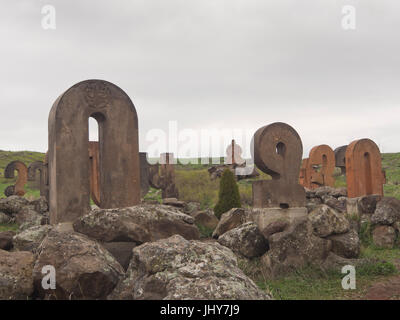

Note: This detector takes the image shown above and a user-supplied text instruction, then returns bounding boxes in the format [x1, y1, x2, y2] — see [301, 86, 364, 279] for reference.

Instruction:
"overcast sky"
[1, 0, 399, 159]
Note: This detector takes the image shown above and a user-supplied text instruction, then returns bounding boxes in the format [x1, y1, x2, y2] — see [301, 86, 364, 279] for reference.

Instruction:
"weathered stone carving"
[334, 145, 347, 175]
[139, 152, 160, 197]
[252, 122, 306, 208]
[307, 144, 335, 189]
[48, 80, 140, 224]
[4, 161, 28, 196]
[345, 139, 385, 198]
[28, 161, 48, 198]
[299, 158, 309, 187]
[159, 153, 179, 199]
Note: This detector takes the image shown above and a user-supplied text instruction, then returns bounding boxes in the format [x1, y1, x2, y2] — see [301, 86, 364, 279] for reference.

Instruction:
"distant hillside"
[0, 150, 45, 176]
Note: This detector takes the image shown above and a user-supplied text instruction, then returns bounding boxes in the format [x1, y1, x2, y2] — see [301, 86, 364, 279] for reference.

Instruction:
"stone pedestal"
[249, 207, 307, 239]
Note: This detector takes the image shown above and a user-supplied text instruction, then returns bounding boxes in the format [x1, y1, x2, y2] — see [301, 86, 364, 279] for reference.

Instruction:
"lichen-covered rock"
[217, 222, 268, 258]
[33, 229, 124, 299]
[371, 197, 400, 225]
[102, 242, 137, 271]
[0, 231, 15, 251]
[327, 229, 360, 258]
[306, 197, 323, 213]
[308, 205, 350, 237]
[16, 207, 43, 231]
[261, 217, 331, 277]
[0, 249, 34, 299]
[13, 225, 53, 253]
[212, 208, 248, 239]
[162, 198, 185, 208]
[73, 204, 200, 243]
[108, 235, 271, 300]
[261, 220, 289, 240]
[358, 195, 382, 214]
[372, 225, 396, 249]
[193, 209, 219, 230]
[322, 195, 346, 213]
[183, 202, 201, 215]
[29, 197, 48, 214]
[0, 196, 29, 215]
[0, 212, 12, 224]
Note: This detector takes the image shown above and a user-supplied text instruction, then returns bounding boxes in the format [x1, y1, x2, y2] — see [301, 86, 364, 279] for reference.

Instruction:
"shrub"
[214, 169, 241, 219]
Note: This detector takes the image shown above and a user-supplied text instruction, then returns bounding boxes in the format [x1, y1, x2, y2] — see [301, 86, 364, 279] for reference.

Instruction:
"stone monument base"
[249, 207, 307, 239]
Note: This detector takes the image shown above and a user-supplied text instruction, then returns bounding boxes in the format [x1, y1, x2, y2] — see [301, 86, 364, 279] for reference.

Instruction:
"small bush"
[214, 169, 241, 219]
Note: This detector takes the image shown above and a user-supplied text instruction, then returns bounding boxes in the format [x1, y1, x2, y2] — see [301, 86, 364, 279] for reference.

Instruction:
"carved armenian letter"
[334, 145, 347, 176]
[299, 158, 309, 187]
[159, 152, 179, 199]
[4, 161, 28, 196]
[252, 122, 306, 208]
[345, 139, 385, 198]
[48, 80, 140, 224]
[307, 144, 335, 189]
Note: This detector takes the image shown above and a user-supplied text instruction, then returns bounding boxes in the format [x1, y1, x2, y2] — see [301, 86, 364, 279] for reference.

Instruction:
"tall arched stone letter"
[345, 139, 384, 198]
[252, 122, 306, 208]
[48, 80, 140, 224]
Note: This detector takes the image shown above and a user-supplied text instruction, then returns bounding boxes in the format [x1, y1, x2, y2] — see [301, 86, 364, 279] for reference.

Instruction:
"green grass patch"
[0, 223, 18, 232]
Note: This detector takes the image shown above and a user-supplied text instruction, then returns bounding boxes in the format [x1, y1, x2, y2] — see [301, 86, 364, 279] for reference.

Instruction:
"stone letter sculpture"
[299, 158, 309, 188]
[159, 153, 179, 199]
[4, 161, 28, 197]
[139, 152, 160, 197]
[345, 139, 385, 198]
[48, 80, 140, 223]
[252, 122, 306, 208]
[307, 144, 335, 189]
[334, 145, 347, 176]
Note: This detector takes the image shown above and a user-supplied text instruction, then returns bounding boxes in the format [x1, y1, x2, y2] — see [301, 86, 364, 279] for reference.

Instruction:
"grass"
[0, 223, 18, 232]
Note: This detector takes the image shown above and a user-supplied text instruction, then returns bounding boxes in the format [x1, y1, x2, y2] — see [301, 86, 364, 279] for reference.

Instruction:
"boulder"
[261, 217, 331, 278]
[217, 222, 269, 258]
[358, 195, 382, 214]
[371, 197, 400, 225]
[102, 242, 137, 271]
[183, 202, 201, 215]
[306, 197, 322, 213]
[322, 195, 346, 213]
[29, 197, 48, 214]
[0, 231, 15, 250]
[212, 208, 248, 239]
[108, 235, 271, 300]
[192, 209, 219, 230]
[33, 229, 124, 299]
[329, 187, 347, 198]
[15, 207, 42, 231]
[372, 225, 396, 249]
[0, 196, 29, 215]
[73, 204, 200, 244]
[0, 212, 12, 224]
[261, 220, 289, 240]
[0, 249, 34, 299]
[314, 186, 336, 198]
[308, 205, 350, 237]
[13, 225, 52, 253]
[327, 230, 360, 259]
[162, 198, 185, 208]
